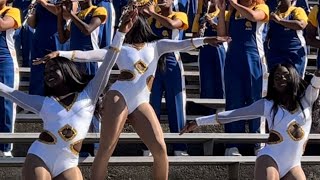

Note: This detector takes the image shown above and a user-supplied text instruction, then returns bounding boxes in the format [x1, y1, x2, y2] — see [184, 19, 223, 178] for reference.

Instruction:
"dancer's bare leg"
[255, 155, 280, 180]
[91, 90, 129, 180]
[282, 166, 306, 180]
[53, 167, 83, 180]
[22, 154, 51, 180]
[129, 102, 168, 180]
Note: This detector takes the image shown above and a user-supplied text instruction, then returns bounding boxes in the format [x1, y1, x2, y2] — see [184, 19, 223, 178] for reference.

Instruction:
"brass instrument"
[199, 1, 211, 37]
[22, 0, 37, 27]
[22, 0, 85, 26]
[272, 0, 282, 14]
[118, 0, 138, 27]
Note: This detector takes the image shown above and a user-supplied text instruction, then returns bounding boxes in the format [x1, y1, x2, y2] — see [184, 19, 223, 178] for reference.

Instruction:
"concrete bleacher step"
[2, 156, 320, 167]
[3, 132, 320, 144]
[1, 156, 320, 180]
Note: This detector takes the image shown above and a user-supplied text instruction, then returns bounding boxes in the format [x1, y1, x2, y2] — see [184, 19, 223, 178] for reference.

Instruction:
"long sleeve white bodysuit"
[0, 31, 125, 177]
[196, 76, 320, 178]
[60, 38, 206, 113]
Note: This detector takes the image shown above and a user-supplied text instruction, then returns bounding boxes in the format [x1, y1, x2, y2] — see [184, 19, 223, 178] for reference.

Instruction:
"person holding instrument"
[0, 0, 21, 158]
[57, 0, 107, 76]
[192, 0, 226, 116]
[27, 0, 76, 96]
[0, 9, 137, 180]
[266, 0, 308, 77]
[217, 0, 269, 156]
[37, 1, 230, 179]
[181, 63, 320, 179]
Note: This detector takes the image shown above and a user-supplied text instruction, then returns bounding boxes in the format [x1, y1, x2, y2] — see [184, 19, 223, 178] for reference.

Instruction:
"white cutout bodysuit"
[60, 38, 206, 113]
[0, 31, 125, 177]
[196, 76, 320, 178]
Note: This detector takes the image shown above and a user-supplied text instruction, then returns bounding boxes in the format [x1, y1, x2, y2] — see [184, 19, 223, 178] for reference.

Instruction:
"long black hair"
[44, 57, 91, 96]
[44, 57, 103, 117]
[265, 63, 307, 127]
[124, 14, 161, 44]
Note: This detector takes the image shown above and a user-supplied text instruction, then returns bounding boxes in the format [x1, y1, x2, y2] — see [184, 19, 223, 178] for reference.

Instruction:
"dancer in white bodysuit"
[181, 63, 320, 179]
[39, 2, 230, 179]
[0, 10, 137, 180]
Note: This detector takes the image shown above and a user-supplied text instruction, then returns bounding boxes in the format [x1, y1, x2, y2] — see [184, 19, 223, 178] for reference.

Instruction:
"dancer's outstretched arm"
[180, 99, 265, 134]
[0, 82, 44, 114]
[84, 31, 125, 102]
[59, 48, 108, 62]
[156, 36, 231, 57]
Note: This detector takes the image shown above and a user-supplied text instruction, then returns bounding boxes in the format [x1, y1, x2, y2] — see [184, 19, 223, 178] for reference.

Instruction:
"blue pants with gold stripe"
[150, 56, 187, 151]
[224, 49, 262, 150]
[199, 45, 225, 111]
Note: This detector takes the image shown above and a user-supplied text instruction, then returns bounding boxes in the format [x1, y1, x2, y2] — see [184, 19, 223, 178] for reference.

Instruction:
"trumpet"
[22, 0, 37, 27]
[199, 1, 211, 37]
[118, 0, 138, 27]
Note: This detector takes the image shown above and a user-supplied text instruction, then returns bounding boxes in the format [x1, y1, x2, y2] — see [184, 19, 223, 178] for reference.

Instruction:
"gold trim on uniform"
[267, 130, 283, 145]
[191, 38, 197, 48]
[146, 75, 155, 91]
[215, 114, 222, 125]
[134, 60, 148, 74]
[286, 121, 305, 141]
[53, 93, 78, 111]
[38, 130, 57, 145]
[70, 139, 83, 155]
[155, 21, 162, 28]
[118, 69, 136, 81]
[136, 0, 150, 6]
[109, 46, 121, 53]
[58, 124, 78, 142]
[71, 51, 76, 61]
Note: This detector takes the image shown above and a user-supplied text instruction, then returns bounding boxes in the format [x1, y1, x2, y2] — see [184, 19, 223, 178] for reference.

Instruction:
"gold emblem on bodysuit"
[134, 60, 148, 74]
[287, 121, 305, 141]
[58, 124, 77, 141]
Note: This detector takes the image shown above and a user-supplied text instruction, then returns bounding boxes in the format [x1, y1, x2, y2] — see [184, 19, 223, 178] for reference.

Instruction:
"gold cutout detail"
[130, 43, 145, 51]
[109, 46, 120, 53]
[38, 130, 57, 145]
[146, 75, 154, 91]
[70, 139, 83, 155]
[267, 130, 283, 145]
[286, 121, 305, 141]
[53, 93, 79, 111]
[58, 124, 78, 142]
[134, 60, 148, 74]
[118, 69, 136, 81]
